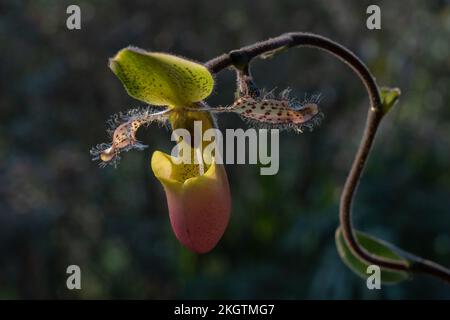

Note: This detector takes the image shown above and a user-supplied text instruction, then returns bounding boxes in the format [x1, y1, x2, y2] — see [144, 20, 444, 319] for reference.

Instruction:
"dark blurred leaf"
[335, 227, 410, 284]
[259, 45, 290, 59]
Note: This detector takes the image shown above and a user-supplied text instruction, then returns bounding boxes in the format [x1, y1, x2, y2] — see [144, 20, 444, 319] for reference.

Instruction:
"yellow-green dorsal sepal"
[109, 48, 214, 108]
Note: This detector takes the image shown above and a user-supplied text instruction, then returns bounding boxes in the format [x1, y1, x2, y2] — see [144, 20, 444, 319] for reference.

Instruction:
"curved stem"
[205, 32, 450, 283]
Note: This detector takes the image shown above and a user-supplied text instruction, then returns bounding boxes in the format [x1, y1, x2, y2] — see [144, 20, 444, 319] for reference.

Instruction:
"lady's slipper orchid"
[90, 46, 322, 253]
[90, 47, 231, 253]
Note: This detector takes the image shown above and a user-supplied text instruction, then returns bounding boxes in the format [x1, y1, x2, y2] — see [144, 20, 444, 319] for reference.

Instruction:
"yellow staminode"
[151, 150, 215, 188]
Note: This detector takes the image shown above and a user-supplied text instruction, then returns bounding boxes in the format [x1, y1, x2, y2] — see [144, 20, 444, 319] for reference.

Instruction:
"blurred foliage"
[335, 228, 409, 284]
[1, 0, 450, 299]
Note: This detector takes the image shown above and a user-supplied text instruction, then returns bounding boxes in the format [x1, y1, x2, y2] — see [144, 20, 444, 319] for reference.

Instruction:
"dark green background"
[1, 0, 450, 299]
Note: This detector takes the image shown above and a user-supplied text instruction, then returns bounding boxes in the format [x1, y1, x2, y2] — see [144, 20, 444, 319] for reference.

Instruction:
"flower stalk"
[204, 32, 450, 284]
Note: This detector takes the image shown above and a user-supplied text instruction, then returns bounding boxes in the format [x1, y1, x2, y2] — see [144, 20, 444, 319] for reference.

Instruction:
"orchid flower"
[91, 47, 322, 253]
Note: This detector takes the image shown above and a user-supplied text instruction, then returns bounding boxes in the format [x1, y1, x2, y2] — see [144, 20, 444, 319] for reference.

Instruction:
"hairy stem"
[205, 32, 450, 283]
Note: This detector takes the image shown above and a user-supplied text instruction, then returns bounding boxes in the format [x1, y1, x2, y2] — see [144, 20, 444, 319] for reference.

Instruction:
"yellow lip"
[151, 150, 231, 253]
